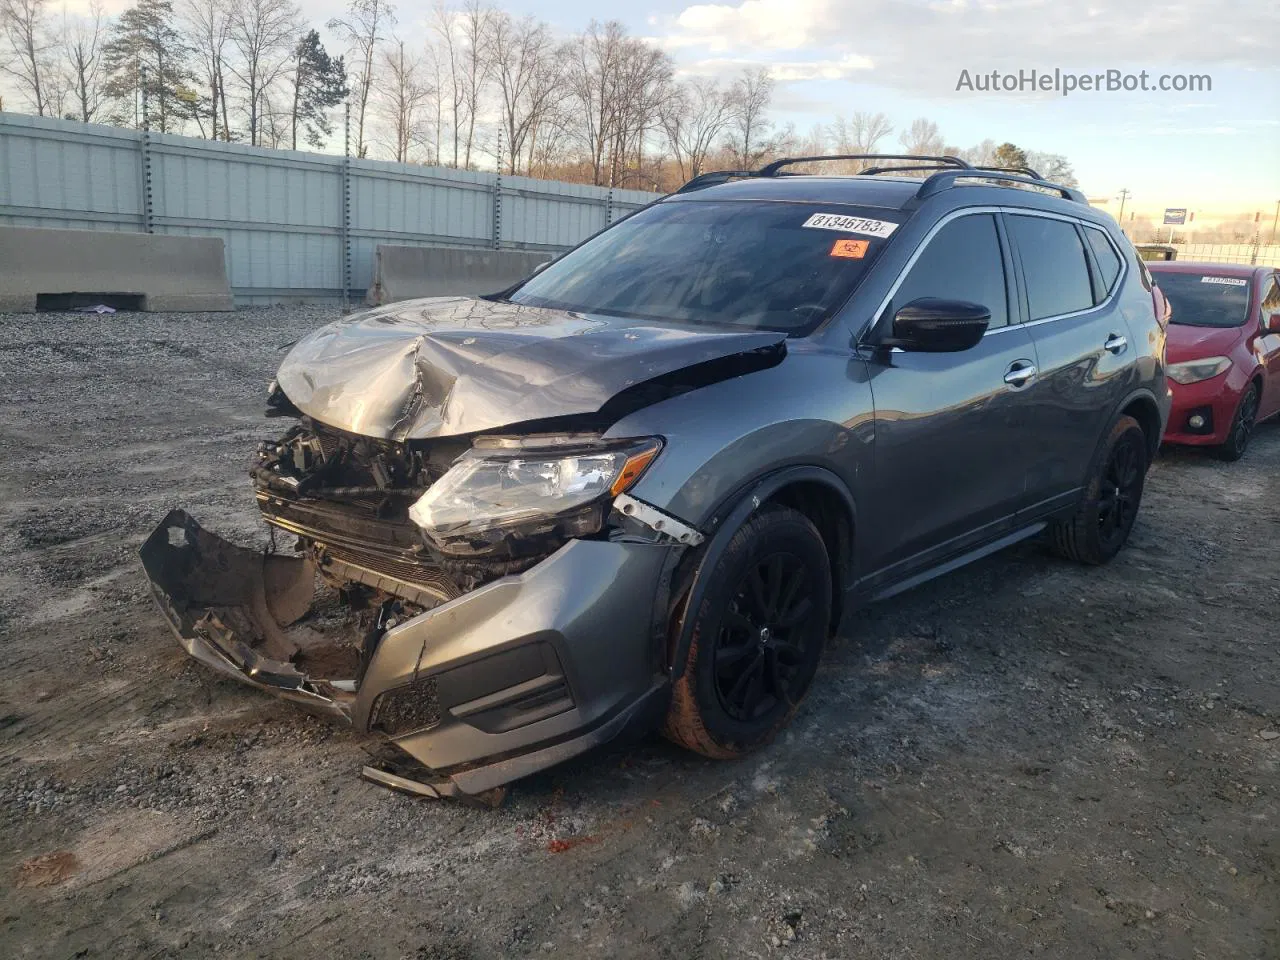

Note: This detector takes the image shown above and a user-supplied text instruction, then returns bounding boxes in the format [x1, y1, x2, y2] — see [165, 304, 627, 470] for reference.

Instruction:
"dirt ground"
[1, 306, 1277, 959]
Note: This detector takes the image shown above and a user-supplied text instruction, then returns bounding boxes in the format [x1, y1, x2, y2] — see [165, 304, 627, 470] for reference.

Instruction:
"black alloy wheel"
[714, 553, 818, 722]
[664, 505, 832, 759]
[1216, 385, 1259, 462]
[1096, 429, 1143, 552]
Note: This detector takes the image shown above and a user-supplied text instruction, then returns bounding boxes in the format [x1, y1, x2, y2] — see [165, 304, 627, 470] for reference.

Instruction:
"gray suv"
[141, 155, 1171, 801]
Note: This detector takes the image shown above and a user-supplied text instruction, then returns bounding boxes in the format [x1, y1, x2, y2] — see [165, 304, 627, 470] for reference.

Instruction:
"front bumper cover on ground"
[139, 510, 675, 799]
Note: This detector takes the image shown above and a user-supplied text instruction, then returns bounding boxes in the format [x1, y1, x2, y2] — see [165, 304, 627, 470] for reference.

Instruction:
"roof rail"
[672, 155, 1085, 205]
[674, 169, 759, 194]
[758, 154, 972, 177]
[916, 169, 1087, 203]
[972, 164, 1044, 179]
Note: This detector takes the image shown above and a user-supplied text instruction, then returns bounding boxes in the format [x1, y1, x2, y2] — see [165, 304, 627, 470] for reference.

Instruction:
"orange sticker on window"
[830, 239, 869, 259]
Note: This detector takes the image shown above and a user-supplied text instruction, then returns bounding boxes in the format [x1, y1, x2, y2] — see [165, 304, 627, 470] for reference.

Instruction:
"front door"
[861, 212, 1037, 587]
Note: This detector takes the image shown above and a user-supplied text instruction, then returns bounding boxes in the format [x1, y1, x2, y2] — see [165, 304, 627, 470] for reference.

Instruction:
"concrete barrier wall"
[0, 225, 234, 312]
[366, 245, 553, 306]
[0, 113, 658, 304]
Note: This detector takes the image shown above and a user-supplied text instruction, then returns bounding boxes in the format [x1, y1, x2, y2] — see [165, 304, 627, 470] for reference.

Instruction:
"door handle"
[1104, 333, 1128, 354]
[1004, 361, 1037, 388]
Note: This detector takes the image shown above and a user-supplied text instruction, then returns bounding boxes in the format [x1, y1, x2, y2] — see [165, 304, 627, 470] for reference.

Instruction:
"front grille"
[369, 677, 442, 736]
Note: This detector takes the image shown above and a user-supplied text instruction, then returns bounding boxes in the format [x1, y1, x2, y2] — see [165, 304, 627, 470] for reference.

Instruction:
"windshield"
[1155, 272, 1252, 328]
[507, 200, 902, 335]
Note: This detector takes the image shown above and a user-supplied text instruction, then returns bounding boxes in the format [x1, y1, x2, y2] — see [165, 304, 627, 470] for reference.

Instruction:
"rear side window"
[1008, 215, 1094, 320]
[891, 214, 1009, 329]
[1084, 226, 1123, 297]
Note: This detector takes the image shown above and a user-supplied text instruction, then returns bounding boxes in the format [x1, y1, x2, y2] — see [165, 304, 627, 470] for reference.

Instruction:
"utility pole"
[1117, 188, 1130, 223]
[1271, 199, 1279, 245]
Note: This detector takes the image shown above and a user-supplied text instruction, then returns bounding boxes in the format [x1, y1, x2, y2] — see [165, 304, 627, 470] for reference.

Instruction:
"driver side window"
[892, 214, 1010, 329]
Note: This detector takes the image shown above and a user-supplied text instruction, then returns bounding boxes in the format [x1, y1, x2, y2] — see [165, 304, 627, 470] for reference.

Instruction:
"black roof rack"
[917, 169, 1087, 203]
[758, 154, 972, 177]
[673, 154, 1085, 204]
[971, 164, 1044, 179]
[673, 170, 759, 194]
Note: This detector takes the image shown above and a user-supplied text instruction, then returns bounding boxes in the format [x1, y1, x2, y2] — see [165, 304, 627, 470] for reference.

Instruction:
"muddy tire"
[1049, 414, 1147, 565]
[663, 505, 831, 759]
[1214, 384, 1259, 462]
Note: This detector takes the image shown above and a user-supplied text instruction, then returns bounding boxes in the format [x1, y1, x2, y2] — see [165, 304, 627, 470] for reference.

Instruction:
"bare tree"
[724, 66, 774, 168]
[455, 0, 492, 168]
[225, 0, 302, 146]
[1, 0, 54, 115]
[828, 111, 893, 161]
[180, 0, 233, 139]
[484, 11, 561, 175]
[607, 35, 670, 185]
[898, 117, 944, 155]
[59, 2, 109, 124]
[326, 0, 393, 159]
[1024, 150, 1078, 187]
[374, 38, 431, 162]
[661, 77, 732, 182]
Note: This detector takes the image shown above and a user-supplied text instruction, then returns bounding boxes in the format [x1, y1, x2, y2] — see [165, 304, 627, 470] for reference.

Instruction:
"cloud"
[654, 0, 1280, 96]
[678, 53, 875, 82]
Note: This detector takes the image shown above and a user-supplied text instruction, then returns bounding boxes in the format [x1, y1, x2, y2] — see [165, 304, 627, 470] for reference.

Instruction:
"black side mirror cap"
[880, 298, 991, 352]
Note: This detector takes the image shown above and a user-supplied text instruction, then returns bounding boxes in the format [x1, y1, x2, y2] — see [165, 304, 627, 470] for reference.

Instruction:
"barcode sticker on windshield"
[1201, 276, 1248, 286]
[802, 213, 899, 238]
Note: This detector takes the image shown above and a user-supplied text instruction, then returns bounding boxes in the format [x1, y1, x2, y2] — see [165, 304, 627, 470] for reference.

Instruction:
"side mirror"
[1266, 310, 1280, 334]
[881, 298, 991, 352]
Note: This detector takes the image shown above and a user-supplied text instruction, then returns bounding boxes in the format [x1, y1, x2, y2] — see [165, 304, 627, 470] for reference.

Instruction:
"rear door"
[1256, 272, 1280, 419]
[1005, 214, 1134, 516]
[861, 211, 1039, 587]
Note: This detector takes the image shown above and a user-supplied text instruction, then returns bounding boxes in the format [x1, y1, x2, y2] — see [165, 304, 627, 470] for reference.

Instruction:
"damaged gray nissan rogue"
[141, 155, 1171, 801]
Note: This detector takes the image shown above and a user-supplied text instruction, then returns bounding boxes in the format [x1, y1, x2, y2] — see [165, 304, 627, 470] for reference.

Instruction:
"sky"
[53, 0, 1280, 218]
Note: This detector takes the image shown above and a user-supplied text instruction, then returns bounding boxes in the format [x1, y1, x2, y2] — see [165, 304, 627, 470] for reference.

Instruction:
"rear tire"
[1214, 384, 1259, 462]
[1049, 415, 1147, 565]
[663, 505, 831, 759]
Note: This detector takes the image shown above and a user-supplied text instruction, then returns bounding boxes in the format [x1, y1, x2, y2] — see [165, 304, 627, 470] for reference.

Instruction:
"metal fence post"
[140, 65, 154, 234]
[341, 101, 352, 312]
[606, 188, 614, 225]
[492, 130, 503, 250]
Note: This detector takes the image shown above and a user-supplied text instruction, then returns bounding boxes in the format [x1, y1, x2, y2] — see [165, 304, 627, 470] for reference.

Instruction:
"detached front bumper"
[140, 511, 674, 798]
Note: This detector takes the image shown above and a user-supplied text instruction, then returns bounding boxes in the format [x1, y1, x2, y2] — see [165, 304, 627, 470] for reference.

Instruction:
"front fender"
[661, 464, 858, 682]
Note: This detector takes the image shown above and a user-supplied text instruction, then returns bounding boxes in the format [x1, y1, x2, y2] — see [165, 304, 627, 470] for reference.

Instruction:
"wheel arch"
[1117, 389, 1164, 464]
[666, 465, 856, 680]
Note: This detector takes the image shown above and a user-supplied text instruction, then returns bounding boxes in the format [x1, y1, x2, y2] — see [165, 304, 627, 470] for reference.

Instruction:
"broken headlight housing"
[409, 436, 661, 554]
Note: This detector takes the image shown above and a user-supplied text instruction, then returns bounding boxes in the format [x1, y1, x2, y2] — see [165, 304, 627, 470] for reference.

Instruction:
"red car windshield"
[1156, 272, 1252, 328]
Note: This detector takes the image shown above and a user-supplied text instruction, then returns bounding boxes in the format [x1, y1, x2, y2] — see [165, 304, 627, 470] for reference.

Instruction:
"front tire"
[1049, 414, 1147, 565]
[1214, 383, 1259, 462]
[663, 505, 831, 759]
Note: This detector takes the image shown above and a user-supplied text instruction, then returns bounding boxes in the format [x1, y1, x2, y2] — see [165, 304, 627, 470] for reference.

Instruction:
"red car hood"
[1165, 323, 1244, 364]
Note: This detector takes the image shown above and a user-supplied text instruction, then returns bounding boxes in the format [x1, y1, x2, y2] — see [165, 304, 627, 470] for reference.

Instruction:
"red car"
[1150, 261, 1280, 460]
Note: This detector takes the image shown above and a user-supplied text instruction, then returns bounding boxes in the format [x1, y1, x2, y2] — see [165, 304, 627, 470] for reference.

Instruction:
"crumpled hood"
[276, 297, 787, 440]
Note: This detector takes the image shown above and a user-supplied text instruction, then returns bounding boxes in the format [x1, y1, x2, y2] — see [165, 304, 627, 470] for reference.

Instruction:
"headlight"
[409, 437, 661, 549]
[1167, 356, 1231, 385]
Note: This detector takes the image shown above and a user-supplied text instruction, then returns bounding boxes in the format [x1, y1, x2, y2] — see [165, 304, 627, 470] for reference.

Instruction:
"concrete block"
[367, 245, 553, 306]
[0, 226, 234, 312]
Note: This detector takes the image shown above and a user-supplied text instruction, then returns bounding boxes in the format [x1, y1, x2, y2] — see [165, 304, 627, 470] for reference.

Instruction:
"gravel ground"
[1, 305, 1277, 959]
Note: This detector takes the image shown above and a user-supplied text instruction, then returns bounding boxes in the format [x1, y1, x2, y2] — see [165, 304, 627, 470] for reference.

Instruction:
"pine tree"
[289, 29, 347, 150]
[102, 0, 195, 132]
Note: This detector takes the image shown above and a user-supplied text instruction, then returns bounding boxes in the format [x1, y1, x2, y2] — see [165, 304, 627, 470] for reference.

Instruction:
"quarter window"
[891, 214, 1009, 329]
[1084, 226, 1123, 298]
[1008, 215, 1095, 320]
